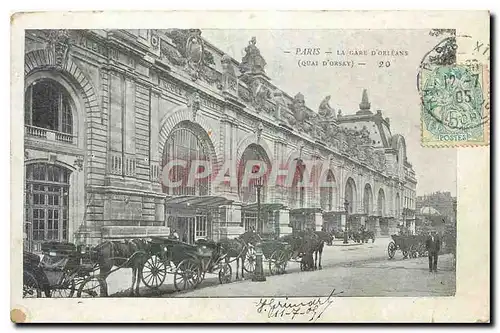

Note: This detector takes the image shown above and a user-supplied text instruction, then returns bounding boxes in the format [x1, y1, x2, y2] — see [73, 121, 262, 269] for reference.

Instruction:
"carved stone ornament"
[187, 91, 201, 121]
[318, 95, 335, 119]
[298, 142, 305, 158]
[221, 54, 238, 93]
[74, 155, 84, 171]
[161, 29, 216, 82]
[151, 33, 160, 50]
[239, 37, 267, 75]
[286, 93, 316, 135]
[48, 153, 58, 164]
[46, 29, 71, 68]
[272, 90, 287, 119]
[240, 74, 271, 112]
[256, 122, 264, 142]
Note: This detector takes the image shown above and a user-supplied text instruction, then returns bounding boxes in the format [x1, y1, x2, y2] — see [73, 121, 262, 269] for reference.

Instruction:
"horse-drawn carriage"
[387, 234, 427, 259]
[140, 237, 232, 292]
[23, 241, 105, 298]
[350, 229, 376, 243]
[242, 230, 329, 275]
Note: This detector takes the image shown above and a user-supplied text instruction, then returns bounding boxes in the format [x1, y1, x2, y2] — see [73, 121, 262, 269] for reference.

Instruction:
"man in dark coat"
[425, 231, 441, 272]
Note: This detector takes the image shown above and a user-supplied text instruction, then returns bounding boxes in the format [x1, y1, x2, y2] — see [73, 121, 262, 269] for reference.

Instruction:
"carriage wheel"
[387, 241, 396, 259]
[269, 250, 287, 275]
[141, 255, 167, 289]
[243, 247, 257, 273]
[51, 279, 76, 298]
[218, 262, 232, 284]
[77, 276, 106, 298]
[174, 259, 200, 292]
[23, 271, 42, 298]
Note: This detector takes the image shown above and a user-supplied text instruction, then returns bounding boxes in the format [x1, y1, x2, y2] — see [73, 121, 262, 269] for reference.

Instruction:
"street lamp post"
[343, 199, 349, 244]
[252, 176, 266, 282]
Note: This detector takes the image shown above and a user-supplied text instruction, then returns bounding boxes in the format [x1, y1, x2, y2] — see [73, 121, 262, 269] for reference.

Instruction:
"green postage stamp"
[420, 63, 490, 147]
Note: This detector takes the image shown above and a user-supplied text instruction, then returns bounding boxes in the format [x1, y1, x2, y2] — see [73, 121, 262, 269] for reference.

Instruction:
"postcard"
[11, 10, 490, 323]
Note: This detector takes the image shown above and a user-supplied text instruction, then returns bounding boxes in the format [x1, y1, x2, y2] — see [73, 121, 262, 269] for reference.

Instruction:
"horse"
[218, 231, 261, 280]
[279, 234, 312, 270]
[93, 238, 149, 297]
[361, 230, 376, 243]
[286, 230, 326, 271]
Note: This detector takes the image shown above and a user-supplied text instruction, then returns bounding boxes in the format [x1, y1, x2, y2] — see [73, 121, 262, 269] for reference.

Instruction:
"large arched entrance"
[162, 121, 213, 196]
[162, 120, 230, 244]
[289, 159, 318, 233]
[345, 177, 357, 213]
[238, 144, 273, 233]
[320, 169, 340, 232]
[320, 170, 337, 212]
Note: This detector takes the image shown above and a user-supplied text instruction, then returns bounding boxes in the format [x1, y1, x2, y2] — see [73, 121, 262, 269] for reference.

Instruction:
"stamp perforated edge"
[420, 63, 490, 148]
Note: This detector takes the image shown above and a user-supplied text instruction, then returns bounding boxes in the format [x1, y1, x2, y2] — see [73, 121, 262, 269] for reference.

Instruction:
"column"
[278, 209, 292, 236]
[223, 203, 244, 238]
[313, 212, 323, 231]
[341, 214, 347, 231]
[375, 217, 381, 236]
[360, 216, 366, 227]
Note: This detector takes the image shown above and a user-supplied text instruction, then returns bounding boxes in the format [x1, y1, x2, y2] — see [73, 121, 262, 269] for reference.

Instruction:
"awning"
[164, 195, 233, 209]
[242, 203, 285, 212]
[289, 207, 323, 214]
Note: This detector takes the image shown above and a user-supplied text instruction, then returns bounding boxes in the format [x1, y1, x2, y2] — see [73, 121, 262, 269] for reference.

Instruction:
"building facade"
[23, 29, 417, 251]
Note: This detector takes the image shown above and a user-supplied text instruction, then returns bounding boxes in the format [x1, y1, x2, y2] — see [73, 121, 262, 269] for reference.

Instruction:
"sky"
[201, 29, 457, 196]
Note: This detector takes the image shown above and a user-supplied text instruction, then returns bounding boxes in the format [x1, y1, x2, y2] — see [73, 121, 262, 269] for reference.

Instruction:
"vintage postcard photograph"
[10, 11, 490, 323]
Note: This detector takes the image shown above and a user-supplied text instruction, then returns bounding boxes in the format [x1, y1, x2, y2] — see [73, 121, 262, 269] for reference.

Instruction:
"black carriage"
[387, 234, 427, 259]
[23, 241, 105, 298]
[349, 229, 375, 244]
[140, 237, 232, 292]
[243, 235, 309, 276]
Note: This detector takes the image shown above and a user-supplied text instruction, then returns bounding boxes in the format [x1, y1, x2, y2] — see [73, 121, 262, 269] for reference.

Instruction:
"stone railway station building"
[23, 29, 417, 251]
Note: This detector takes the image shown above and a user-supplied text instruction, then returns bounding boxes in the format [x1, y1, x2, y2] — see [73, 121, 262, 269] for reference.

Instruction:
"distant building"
[416, 191, 456, 222]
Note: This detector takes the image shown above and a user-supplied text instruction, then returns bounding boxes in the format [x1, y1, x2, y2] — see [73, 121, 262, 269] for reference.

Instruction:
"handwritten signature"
[255, 289, 343, 322]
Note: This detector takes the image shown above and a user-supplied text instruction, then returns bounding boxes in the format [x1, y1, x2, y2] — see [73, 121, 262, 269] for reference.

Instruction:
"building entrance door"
[174, 213, 209, 244]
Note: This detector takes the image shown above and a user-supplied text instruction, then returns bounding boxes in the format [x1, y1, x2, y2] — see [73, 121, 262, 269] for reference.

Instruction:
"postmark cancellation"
[419, 37, 490, 147]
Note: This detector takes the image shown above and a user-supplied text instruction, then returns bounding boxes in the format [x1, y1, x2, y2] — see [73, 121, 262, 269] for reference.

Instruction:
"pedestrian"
[425, 230, 441, 272]
[171, 229, 179, 240]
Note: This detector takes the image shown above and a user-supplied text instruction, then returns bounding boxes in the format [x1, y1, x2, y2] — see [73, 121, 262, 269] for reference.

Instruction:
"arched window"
[163, 124, 211, 196]
[238, 144, 270, 204]
[396, 193, 401, 217]
[320, 170, 336, 211]
[25, 163, 71, 252]
[364, 184, 373, 215]
[25, 79, 73, 135]
[377, 189, 386, 216]
[345, 178, 356, 214]
[291, 160, 306, 209]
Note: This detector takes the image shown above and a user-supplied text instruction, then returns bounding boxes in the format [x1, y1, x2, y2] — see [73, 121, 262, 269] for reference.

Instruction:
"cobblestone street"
[106, 237, 455, 297]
